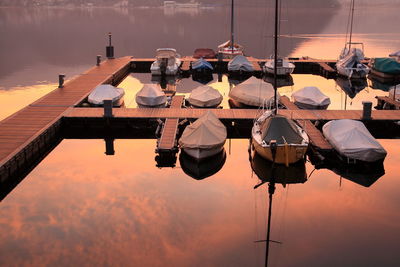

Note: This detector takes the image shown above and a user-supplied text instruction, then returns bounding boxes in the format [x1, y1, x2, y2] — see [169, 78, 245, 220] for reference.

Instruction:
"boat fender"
[269, 140, 277, 162]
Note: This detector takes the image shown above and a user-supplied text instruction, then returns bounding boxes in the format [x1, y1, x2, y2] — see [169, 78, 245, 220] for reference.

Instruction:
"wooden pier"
[1, 56, 400, 186]
[0, 57, 131, 181]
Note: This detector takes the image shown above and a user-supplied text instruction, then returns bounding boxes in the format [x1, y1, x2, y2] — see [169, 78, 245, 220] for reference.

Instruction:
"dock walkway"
[279, 96, 333, 151]
[0, 57, 131, 180]
[157, 95, 185, 152]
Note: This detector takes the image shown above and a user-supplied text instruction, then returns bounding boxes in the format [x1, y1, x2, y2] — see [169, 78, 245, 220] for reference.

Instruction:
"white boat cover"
[88, 84, 125, 105]
[291, 86, 331, 107]
[322, 119, 387, 162]
[229, 76, 279, 107]
[389, 85, 400, 100]
[188, 85, 223, 107]
[228, 55, 254, 72]
[389, 50, 400, 57]
[135, 84, 167, 106]
[179, 111, 227, 149]
[336, 48, 369, 78]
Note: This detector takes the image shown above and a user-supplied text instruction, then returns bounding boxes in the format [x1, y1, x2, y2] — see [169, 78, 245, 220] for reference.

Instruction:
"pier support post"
[362, 101, 372, 120]
[103, 100, 113, 117]
[106, 32, 114, 59]
[96, 55, 102, 66]
[58, 74, 65, 88]
[104, 138, 115, 155]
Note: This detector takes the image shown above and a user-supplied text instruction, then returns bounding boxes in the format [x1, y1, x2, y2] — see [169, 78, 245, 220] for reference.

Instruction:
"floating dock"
[1, 56, 399, 187]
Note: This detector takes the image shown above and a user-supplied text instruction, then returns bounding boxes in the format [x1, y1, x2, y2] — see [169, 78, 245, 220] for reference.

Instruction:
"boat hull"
[182, 145, 224, 161]
[263, 65, 295, 76]
[252, 139, 308, 165]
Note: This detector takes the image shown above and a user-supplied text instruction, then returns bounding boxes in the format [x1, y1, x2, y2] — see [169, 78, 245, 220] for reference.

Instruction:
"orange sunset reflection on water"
[0, 138, 399, 266]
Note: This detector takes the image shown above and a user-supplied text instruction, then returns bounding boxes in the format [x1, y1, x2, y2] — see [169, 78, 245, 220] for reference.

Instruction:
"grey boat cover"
[229, 76, 279, 107]
[88, 84, 125, 105]
[389, 85, 400, 100]
[389, 50, 400, 57]
[228, 55, 254, 72]
[291, 86, 331, 107]
[179, 111, 227, 149]
[188, 85, 223, 107]
[135, 84, 167, 106]
[322, 119, 387, 162]
[261, 115, 304, 145]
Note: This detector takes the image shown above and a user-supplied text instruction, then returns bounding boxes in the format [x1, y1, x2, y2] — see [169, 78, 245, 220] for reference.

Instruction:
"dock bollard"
[106, 32, 114, 59]
[103, 99, 113, 117]
[58, 74, 65, 88]
[96, 55, 102, 66]
[362, 101, 372, 120]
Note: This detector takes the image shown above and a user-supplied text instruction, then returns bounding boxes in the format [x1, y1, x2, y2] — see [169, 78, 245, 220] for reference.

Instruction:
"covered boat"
[263, 58, 295, 76]
[322, 119, 387, 162]
[229, 76, 278, 107]
[193, 48, 216, 59]
[291, 86, 331, 109]
[371, 58, 400, 75]
[252, 111, 309, 166]
[389, 85, 400, 101]
[179, 111, 227, 160]
[336, 48, 370, 79]
[188, 85, 222, 108]
[218, 40, 244, 59]
[227, 55, 254, 72]
[88, 84, 125, 106]
[179, 149, 226, 180]
[192, 58, 213, 72]
[150, 48, 181, 76]
[135, 84, 167, 107]
[389, 50, 400, 61]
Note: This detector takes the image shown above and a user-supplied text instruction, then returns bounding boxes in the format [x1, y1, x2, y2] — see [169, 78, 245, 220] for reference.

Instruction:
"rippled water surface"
[0, 4, 399, 267]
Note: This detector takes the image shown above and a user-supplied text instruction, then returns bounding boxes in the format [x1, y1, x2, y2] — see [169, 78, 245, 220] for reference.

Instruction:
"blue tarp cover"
[373, 58, 400, 74]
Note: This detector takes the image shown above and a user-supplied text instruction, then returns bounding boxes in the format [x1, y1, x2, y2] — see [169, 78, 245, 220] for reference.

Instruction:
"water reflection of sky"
[0, 139, 399, 266]
[1, 5, 400, 266]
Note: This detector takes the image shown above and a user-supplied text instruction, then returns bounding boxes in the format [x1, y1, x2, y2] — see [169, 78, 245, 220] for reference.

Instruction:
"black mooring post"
[362, 101, 372, 120]
[58, 74, 65, 88]
[96, 55, 102, 66]
[104, 138, 115, 155]
[106, 32, 114, 59]
[103, 99, 113, 118]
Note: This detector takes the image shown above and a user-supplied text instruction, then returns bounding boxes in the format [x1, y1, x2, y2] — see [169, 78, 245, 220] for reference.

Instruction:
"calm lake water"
[0, 4, 400, 267]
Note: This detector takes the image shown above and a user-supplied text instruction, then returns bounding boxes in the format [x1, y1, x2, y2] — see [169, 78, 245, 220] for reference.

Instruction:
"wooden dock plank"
[65, 108, 400, 121]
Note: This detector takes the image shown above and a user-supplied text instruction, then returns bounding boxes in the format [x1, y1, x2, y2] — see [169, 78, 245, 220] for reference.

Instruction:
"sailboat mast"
[348, 0, 355, 50]
[230, 0, 235, 51]
[273, 0, 279, 115]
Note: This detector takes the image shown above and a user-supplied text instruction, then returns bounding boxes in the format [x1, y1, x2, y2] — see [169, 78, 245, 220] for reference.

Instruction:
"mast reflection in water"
[250, 147, 307, 267]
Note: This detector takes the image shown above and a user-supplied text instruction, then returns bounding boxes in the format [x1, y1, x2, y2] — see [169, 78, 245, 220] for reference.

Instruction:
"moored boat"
[150, 48, 181, 76]
[227, 55, 254, 72]
[251, 111, 309, 166]
[135, 84, 167, 107]
[88, 84, 125, 106]
[263, 58, 295, 76]
[228, 76, 278, 108]
[188, 85, 222, 108]
[291, 86, 331, 109]
[191, 57, 213, 72]
[322, 119, 387, 162]
[179, 111, 227, 160]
